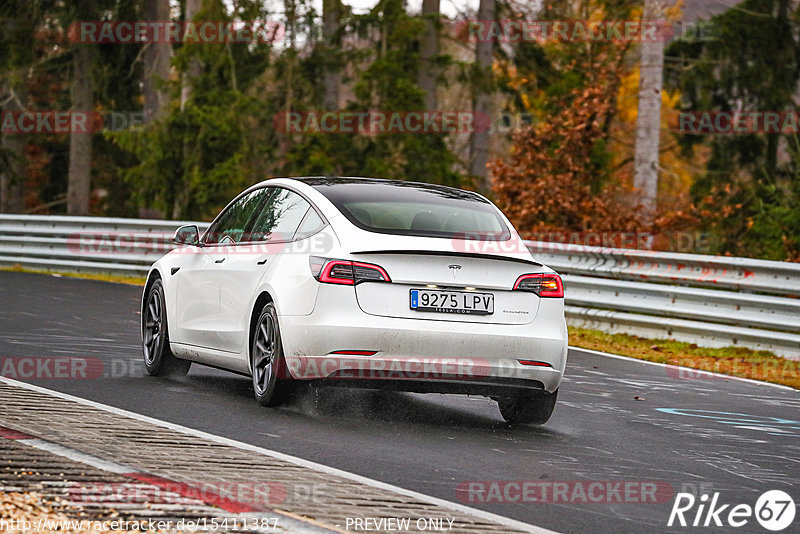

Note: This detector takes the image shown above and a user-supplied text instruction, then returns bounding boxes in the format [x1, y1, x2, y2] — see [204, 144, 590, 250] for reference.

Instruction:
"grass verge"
[569, 327, 800, 390]
[1, 264, 146, 286]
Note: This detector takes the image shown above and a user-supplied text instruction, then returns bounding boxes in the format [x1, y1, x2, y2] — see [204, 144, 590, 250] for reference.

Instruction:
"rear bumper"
[312, 376, 549, 397]
[279, 285, 567, 394]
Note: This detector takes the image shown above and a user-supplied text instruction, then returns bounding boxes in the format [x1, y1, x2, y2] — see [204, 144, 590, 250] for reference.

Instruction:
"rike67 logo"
[668, 490, 795, 531]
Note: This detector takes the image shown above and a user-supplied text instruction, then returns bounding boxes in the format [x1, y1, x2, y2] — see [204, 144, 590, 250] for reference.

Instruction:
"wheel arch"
[248, 291, 275, 374]
[142, 268, 163, 315]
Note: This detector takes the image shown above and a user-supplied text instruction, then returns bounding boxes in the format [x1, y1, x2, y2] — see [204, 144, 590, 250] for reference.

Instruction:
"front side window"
[203, 188, 271, 244]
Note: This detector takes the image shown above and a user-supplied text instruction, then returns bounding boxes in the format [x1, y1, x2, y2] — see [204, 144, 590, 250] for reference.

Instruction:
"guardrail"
[528, 241, 800, 360]
[0, 215, 208, 277]
[1, 215, 798, 359]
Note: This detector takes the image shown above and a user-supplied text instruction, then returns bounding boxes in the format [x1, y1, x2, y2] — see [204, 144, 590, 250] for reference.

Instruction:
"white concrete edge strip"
[0, 376, 559, 534]
[569, 346, 796, 391]
[21, 439, 134, 474]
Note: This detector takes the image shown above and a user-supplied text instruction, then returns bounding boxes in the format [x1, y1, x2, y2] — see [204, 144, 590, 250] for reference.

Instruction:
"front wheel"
[142, 279, 191, 377]
[251, 302, 291, 406]
[497, 389, 558, 425]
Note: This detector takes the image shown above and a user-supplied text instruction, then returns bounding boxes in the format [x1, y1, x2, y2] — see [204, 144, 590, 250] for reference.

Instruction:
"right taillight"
[513, 273, 564, 298]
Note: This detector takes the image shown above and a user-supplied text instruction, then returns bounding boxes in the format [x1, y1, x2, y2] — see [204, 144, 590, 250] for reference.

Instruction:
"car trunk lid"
[351, 248, 544, 325]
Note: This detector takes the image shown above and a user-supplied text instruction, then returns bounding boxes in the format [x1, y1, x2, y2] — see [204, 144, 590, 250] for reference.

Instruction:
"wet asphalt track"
[1, 270, 798, 534]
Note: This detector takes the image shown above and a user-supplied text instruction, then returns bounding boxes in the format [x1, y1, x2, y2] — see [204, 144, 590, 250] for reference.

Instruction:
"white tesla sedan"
[142, 177, 567, 424]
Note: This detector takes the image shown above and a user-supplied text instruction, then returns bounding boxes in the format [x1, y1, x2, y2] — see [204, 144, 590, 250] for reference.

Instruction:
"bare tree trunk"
[143, 0, 172, 123]
[1, 83, 26, 213]
[67, 43, 93, 216]
[174, 0, 203, 218]
[322, 0, 341, 110]
[2, 4, 30, 213]
[0, 133, 26, 214]
[418, 0, 439, 112]
[285, 0, 297, 113]
[633, 0, 665, 222]
[469, 0, 494, 192]
[280, 0, 298, 162]
[180, 0, 202, 110]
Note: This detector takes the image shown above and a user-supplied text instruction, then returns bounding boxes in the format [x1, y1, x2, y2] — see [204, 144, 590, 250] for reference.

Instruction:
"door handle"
[215, 258, 225, 263]
[257, 258, 268, 265]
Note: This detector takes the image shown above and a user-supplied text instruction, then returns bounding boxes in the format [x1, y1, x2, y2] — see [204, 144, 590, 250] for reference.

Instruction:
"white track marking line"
[569, 346, 796, 391]
[0, 376, 559, 534]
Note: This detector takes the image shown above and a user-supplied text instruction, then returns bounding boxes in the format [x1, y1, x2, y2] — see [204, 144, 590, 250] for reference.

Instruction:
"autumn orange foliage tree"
[491, 52, 646, 240]
[490, 0, 704, 249]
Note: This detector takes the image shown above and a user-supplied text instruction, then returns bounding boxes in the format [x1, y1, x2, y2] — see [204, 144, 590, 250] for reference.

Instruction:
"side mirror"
[173, 224, 200, 246]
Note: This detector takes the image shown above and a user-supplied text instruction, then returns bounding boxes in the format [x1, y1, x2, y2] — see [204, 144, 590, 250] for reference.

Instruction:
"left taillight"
[513, 273, 564, 298]
[310, 257, 391, 285]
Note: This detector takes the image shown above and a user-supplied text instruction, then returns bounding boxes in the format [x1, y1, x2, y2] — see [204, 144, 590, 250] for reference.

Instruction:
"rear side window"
[295, 208, 325, 239]
[250, 188, 312, 242]
[307, 179, 511, 240]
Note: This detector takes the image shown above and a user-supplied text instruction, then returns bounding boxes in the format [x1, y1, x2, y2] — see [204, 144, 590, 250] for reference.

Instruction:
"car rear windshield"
[305, 178, 511, 240]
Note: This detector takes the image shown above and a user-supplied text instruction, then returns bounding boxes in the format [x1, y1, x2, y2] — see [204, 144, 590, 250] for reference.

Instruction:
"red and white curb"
[0, 423, 339, 533]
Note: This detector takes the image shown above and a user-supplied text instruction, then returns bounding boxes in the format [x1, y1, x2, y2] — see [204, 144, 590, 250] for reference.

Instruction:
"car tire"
[497, 389, 558, 425]
[251, 302, 291, 406]
[142, 279, 191, 377]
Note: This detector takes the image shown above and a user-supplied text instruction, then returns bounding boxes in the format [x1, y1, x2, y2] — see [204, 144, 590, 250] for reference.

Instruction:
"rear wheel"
[142, 279, 191, 377]
[251, 302, 291, 406]
[497, 389, 558, 425]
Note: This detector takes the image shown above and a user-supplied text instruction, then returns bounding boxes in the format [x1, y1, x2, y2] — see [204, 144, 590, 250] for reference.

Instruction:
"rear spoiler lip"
[349, 249, 543, 267]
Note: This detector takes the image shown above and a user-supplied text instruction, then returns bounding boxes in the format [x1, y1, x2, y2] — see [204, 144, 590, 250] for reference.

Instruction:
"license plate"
[409, 289, 494, 315]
